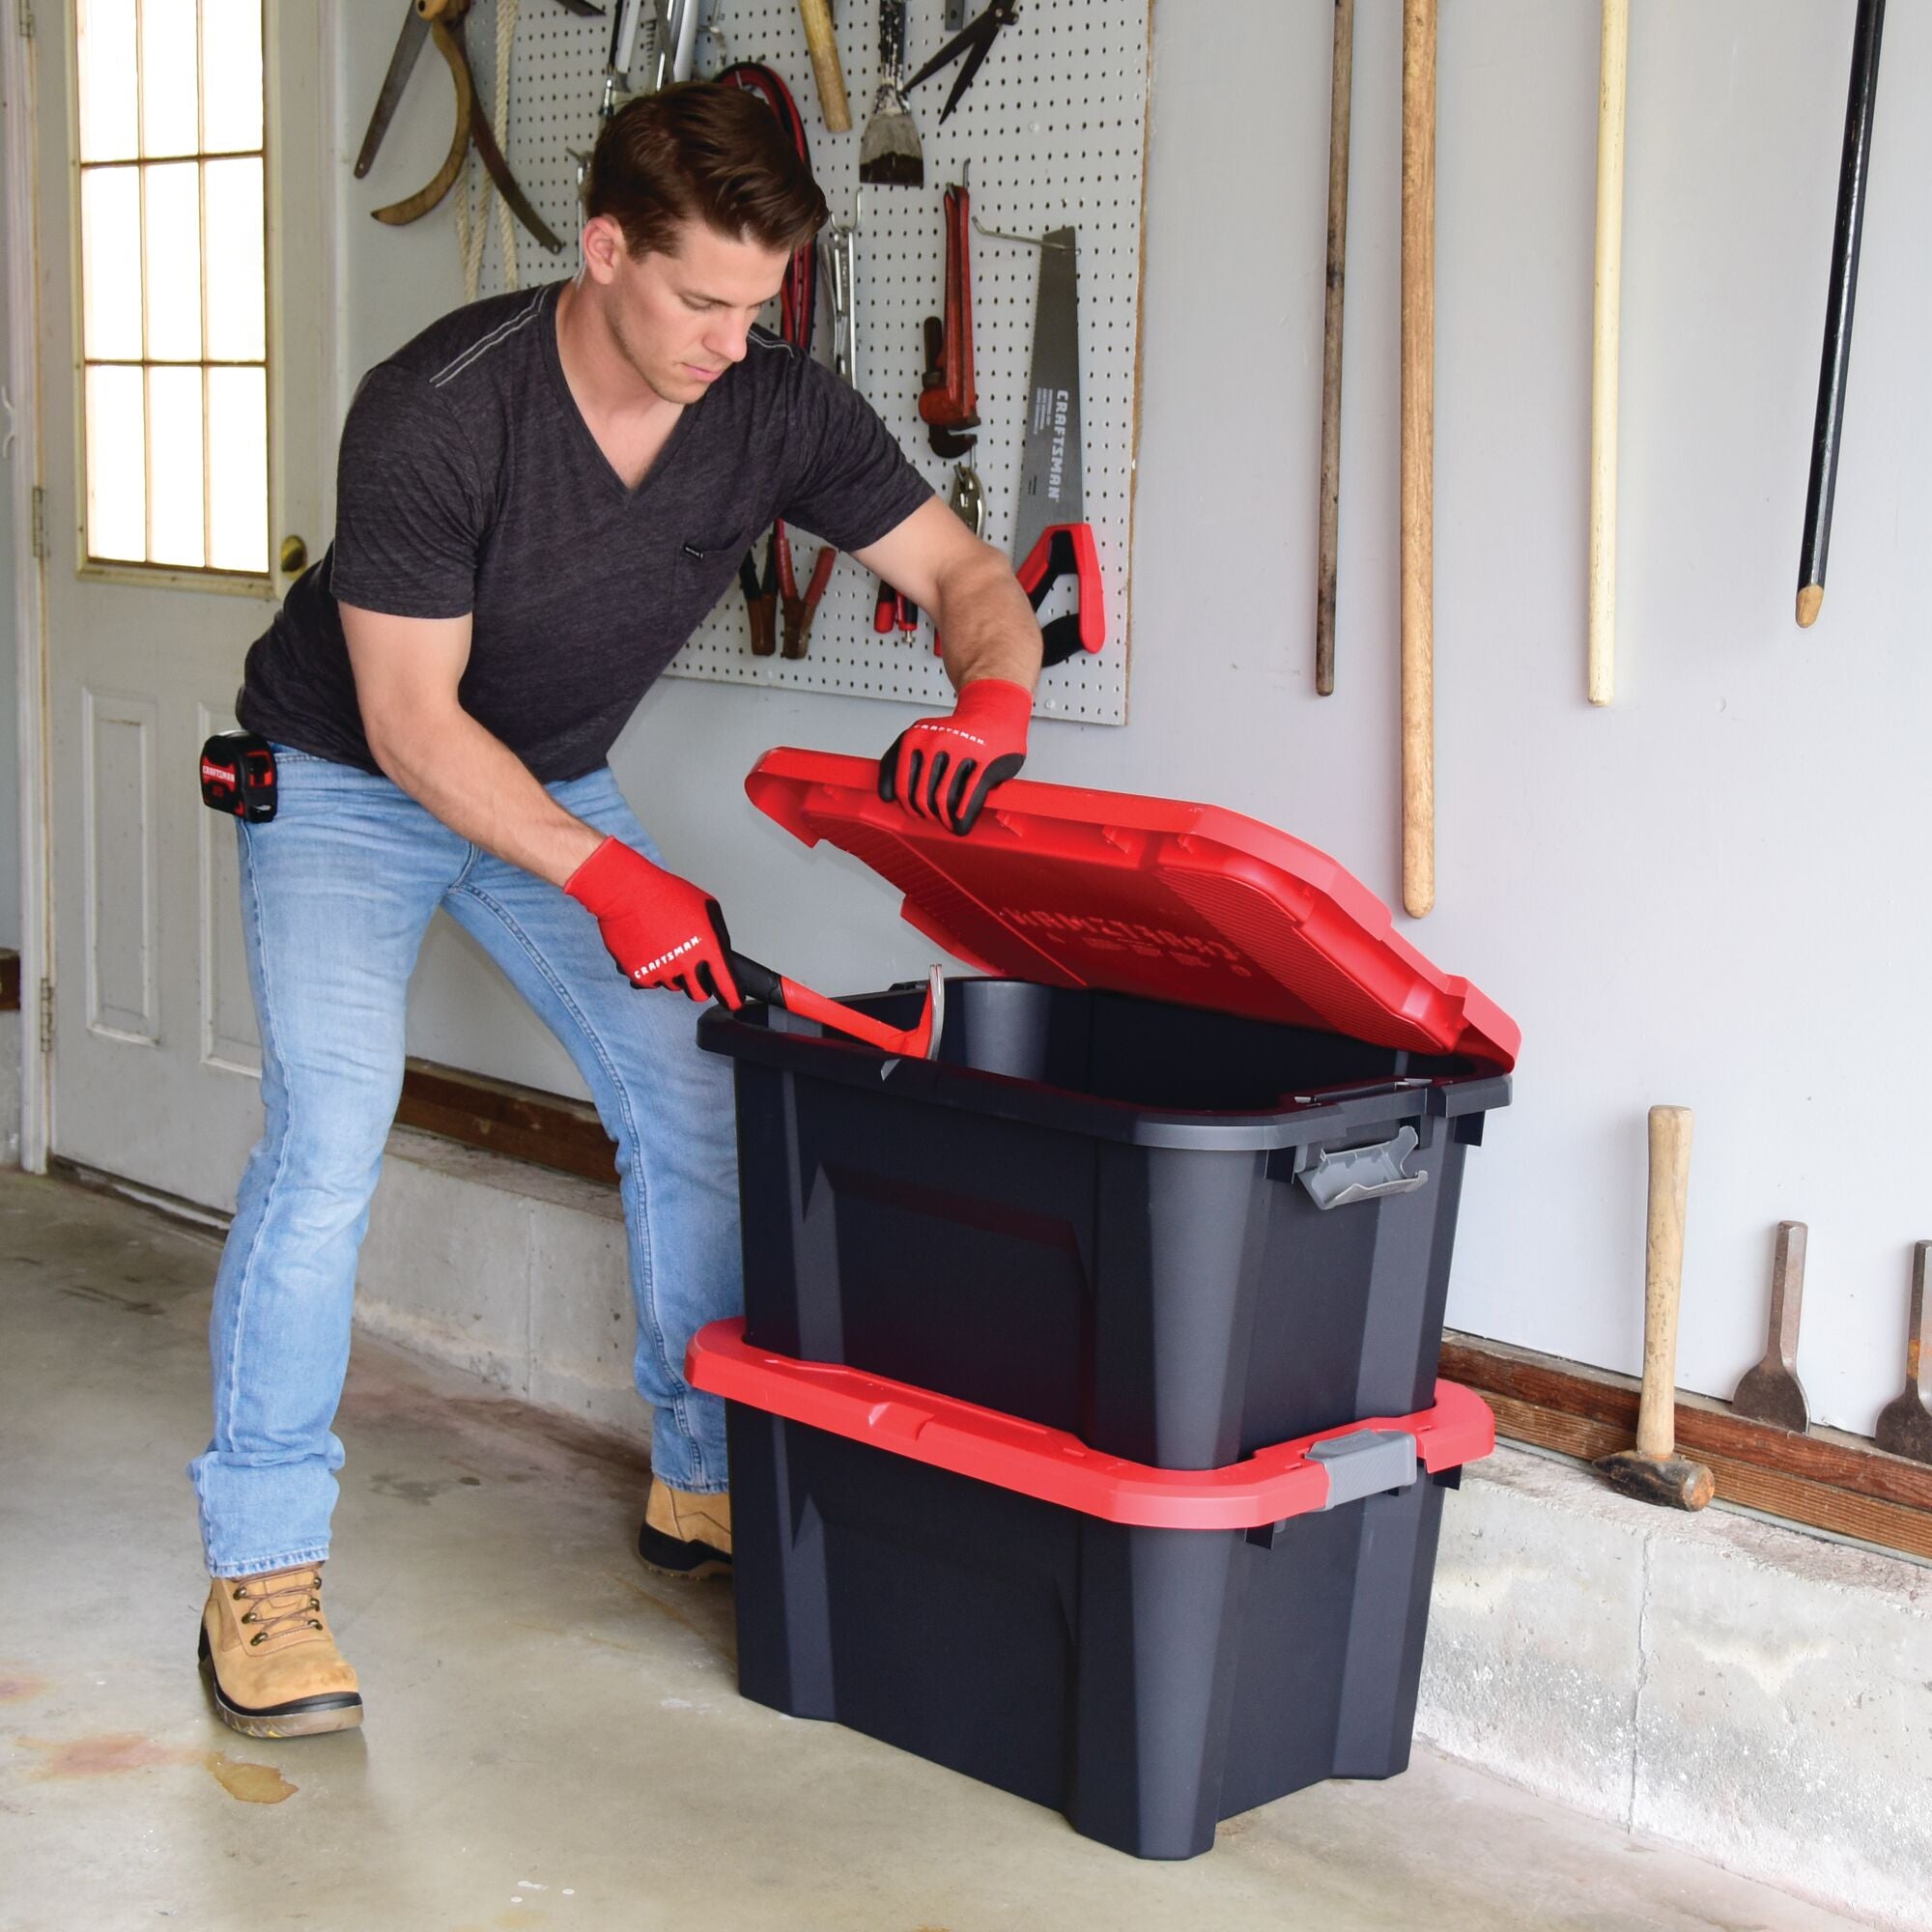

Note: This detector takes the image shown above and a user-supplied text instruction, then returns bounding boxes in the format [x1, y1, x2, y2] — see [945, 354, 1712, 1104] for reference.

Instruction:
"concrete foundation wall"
[356, 1131, 1932, 1932]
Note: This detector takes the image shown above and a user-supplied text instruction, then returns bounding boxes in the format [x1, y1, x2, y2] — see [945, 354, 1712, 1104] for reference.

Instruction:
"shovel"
[717, 909, 944, 1059]
[859, 1, 923, 187]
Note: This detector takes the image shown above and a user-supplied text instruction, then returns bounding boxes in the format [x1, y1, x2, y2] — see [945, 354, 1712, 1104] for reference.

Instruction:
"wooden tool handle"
[1638, 1105, 1694, 1460]
[1400, 0, 1436, 918]
[799, 0, 852, 131]
[1588, 0, 1628, 706]
[1316, 0, 1355, 698]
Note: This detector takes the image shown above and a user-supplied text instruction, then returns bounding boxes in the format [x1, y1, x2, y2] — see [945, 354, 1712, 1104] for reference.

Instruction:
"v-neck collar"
[543, 281, 704, 505]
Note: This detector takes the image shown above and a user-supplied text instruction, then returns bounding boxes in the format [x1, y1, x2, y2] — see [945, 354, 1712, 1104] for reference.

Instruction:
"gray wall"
[333, 1, 1931, 1435]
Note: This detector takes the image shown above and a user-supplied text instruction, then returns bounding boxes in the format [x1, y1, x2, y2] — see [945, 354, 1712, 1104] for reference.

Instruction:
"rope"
[454, 0, 520, 301]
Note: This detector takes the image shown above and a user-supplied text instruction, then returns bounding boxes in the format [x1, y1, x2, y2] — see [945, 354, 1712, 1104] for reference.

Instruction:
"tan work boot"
[636, 1477, 732, 1579]
[198, 1564, 363, 1738]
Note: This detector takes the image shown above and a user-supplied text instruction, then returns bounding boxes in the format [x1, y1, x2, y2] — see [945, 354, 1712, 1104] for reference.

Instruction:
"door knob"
[279, 535, 309, 576]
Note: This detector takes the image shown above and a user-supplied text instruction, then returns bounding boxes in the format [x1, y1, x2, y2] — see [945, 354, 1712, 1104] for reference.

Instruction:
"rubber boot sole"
[636, 1519, 732, 1582]
[198, 1626, 364, 1739]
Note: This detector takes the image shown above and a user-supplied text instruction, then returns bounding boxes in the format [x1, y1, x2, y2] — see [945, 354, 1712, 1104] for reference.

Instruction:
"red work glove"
[878, 677, 1032, 837]
[563, 838, 742, 1007]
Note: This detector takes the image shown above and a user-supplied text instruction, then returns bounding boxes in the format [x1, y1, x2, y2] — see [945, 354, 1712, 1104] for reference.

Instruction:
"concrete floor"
[0, 1170, 1877, 1932]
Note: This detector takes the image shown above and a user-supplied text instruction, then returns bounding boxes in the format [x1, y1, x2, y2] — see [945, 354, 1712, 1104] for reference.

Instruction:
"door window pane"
[76, 0, 139, 163]
[147, 366, 207, 566]
[202, 158, 264, 361]
[74, 1, 270, 577]
[138, 0, 201, 159]
[142, 161, 203, 361]
[208, 367, 268, 572]
[85, 365, 147, 561]
[80, 166, 143, 360]
[200, 0, 264, 154]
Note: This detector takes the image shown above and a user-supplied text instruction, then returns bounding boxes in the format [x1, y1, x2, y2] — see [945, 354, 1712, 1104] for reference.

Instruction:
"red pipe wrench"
[919, 184, 980, 458]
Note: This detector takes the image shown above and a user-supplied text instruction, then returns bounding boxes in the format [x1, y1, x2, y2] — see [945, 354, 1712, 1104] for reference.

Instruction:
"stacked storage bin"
[693, 753, 1519, 1860]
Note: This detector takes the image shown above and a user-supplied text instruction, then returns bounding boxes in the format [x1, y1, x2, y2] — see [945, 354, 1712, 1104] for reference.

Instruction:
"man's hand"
[879, 677, 1032, 837]
[564, 838, 742, 1006]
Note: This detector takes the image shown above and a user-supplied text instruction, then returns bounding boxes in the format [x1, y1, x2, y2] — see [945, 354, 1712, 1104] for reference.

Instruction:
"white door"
[33, 0, 329, 1208]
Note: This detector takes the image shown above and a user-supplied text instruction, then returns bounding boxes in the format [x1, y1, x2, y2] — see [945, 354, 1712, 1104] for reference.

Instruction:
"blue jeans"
[188, 752, 742, 1577]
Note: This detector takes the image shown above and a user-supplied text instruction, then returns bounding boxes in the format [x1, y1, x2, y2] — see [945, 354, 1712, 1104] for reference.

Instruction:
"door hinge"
[29, 485, 48, 559]
[38, 979, 54, 1055]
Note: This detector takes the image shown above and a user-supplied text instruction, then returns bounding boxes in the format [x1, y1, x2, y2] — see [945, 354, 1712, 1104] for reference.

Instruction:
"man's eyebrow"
[677, 282, 788, 308]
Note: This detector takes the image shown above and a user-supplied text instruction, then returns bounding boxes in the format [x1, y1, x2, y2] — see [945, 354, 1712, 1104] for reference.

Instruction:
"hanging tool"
[367, 1, 564, 253]
[1797, 0, 1887, 629]
[874, 581, 919, 635]
[798, 0, 853, 131]
[738, 544, 779, 657]
[1594, 1107, 1715, 1512]
[822, 210, 860, 391]
[720, 63, 834, 660]
[904, 0, 1018, 124]
[1012, 227, 1103, 667]
[356, 0, 601, 181]
[1316, 0, 1355, 697]
[1400, 0, 1435, 918]
[1588, 0, 1628, 704]
[949, 462, 985, 537]
[920, 182, 980, 456]
[1729, 1221, 1809, 1433]
[600, 0, 648, 116]
[780, 540, 837, 661]
[860, 2, 923, 186]
[1874, 1243, 1932, 1465]
[724, 940, 946, 1061]
[648, 0, 700, 92]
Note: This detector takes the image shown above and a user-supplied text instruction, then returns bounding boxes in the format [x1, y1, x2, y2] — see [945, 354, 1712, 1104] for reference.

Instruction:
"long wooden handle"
[798, 0, 852, 131]
[1317, 0, 1355, 698]
[1638, 1105, 1694, 1460]
[1588, 0, 1628, 706]
[1400, 0, 1435, 918]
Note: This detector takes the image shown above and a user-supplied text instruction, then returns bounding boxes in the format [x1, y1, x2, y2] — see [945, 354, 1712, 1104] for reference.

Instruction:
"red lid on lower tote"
[745, 752, 1519, 1070]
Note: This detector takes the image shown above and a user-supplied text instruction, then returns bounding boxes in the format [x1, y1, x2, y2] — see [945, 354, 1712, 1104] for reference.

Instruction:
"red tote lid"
[746, 751, 1519, 1070]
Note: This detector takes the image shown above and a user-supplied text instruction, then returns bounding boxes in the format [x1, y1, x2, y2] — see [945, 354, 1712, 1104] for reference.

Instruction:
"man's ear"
[581, 214, 633, 287]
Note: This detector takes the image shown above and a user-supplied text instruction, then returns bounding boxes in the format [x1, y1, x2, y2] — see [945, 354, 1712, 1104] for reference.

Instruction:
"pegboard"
[459, 0, 1148, 725]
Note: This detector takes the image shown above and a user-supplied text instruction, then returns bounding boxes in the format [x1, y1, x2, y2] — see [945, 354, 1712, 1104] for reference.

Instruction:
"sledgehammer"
[1595, 1105, 1715, 1512]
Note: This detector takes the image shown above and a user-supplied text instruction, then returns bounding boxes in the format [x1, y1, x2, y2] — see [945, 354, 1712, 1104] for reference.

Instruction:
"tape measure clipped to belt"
[200, 730, 278, 823]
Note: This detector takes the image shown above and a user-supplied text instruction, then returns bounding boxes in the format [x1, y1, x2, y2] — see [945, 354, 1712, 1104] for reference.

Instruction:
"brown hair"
[583, 83, 827, 260]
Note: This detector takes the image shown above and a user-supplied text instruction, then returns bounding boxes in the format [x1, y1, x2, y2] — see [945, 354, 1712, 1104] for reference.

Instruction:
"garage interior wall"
[0, 55, 23, 956]
[329, 0, 1927, 1437]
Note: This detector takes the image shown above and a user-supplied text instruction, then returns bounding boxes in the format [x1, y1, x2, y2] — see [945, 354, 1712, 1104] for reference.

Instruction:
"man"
[192, 83, 1043, 1740]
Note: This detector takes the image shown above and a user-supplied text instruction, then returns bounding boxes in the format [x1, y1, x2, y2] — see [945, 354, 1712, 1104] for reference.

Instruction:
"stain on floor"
[17, 1732, 297, 1804]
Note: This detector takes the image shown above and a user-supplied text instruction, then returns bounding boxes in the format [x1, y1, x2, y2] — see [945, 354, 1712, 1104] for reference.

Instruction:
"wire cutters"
[904, 0, 1019, 124]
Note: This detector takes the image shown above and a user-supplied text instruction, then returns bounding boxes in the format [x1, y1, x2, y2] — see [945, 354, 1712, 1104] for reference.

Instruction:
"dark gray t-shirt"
[238, 280, 932, 781]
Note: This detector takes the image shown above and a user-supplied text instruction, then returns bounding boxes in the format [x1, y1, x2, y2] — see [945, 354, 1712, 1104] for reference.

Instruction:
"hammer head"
[1593, 1449, 1715, 1512]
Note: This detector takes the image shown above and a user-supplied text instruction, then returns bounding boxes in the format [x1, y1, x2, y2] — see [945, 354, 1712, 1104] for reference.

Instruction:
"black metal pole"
[1797, 0, 1885, 628]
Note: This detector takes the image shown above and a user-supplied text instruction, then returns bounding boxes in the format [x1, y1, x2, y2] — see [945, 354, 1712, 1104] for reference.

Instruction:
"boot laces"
[232, 1570, 327, 1650]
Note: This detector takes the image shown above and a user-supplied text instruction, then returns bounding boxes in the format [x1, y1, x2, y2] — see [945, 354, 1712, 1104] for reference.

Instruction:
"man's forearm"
[365, 705, 604, 888]
[931, 546, 1044, 695]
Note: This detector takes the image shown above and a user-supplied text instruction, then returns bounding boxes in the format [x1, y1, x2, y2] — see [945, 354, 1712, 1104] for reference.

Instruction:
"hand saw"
[1010, 227, 1104, 666]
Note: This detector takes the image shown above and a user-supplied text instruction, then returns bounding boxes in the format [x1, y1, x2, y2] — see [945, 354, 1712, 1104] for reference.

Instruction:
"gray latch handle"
[1295, 1124, 1428, 1210]
[1309, 1428, 1419, 1509]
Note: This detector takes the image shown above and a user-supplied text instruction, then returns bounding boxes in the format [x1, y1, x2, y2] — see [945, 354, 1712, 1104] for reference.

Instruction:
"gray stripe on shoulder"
[431, 288, 550, 389]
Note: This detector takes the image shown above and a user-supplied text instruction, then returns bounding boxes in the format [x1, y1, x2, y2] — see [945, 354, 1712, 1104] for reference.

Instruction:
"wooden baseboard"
[1439, 1337, 1932, 1563]
[0, 948, 18, 1012]
[395, 1057, 1932, 1564]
